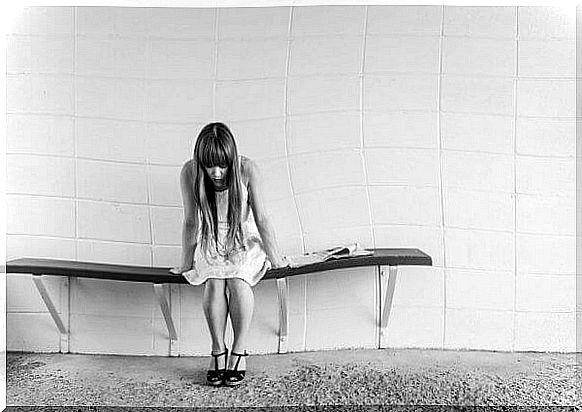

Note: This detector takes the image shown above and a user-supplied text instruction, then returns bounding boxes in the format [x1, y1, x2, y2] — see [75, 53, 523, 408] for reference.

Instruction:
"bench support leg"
[277, 278, 289, 354]
[32, 275, 69, 351]
[153, 284, 178, 349]
[379, 265, 398, 349]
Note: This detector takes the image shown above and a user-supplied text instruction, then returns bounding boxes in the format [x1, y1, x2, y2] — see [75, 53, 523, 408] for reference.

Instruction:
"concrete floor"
[6, 348, 581, 408]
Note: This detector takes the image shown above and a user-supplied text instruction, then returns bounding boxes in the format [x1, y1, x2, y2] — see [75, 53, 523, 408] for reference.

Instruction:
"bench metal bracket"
[153, 284, 178, 352]
[379, 265, 398, 349]
[276, 278, 289, 354]
[32, 274, 70, 352]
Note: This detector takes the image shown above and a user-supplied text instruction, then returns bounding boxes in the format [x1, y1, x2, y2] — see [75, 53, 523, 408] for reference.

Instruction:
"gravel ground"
[7, 348, 580, 408]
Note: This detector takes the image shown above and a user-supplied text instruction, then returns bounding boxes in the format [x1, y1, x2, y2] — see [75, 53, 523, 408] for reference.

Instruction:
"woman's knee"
[226, 278, 251, 295]
[205, 279, 226, 297]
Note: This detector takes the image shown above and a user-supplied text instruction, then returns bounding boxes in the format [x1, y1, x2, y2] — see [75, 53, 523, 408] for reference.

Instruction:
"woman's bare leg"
[203, 279, 228, 368]
[225, 278, 254, 370]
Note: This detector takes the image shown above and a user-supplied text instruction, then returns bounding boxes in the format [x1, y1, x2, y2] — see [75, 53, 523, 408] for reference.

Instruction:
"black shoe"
[224, 351, 248, 387]
[206, 348, 228, 386]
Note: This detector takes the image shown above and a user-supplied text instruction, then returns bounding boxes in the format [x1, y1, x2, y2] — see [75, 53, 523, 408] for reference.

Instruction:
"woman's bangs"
[199, 139, 232, 168]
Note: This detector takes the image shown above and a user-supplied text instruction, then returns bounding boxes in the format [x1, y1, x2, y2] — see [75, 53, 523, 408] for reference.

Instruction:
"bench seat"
[7, 248, 432, 355]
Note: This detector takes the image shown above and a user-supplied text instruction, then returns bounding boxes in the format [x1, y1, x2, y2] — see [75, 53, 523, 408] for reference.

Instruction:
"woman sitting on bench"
[170, 122, 287, 387]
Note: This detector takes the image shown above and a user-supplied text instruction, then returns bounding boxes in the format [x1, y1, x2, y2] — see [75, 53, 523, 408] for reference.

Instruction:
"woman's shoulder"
[239, 155, 259, 182]
[181, 158, 198, 184]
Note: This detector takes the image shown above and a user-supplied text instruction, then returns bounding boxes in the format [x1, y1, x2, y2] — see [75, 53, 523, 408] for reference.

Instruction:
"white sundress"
[182, 179, 271, 287]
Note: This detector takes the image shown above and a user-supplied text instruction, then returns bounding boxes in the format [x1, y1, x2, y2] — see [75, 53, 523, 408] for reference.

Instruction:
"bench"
[6, 248, 432, 356]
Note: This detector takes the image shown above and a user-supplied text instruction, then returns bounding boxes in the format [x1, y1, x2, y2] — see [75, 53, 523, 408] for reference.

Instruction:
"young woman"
[170, 122, 287, 387]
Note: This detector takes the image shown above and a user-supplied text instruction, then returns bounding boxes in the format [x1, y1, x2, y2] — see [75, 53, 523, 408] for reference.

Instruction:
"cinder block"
[287, 112, 360, 155]
[444, 188, 514, 232]
[219, 7, 289, 39]
[263, 196, 302, 240]
[7, 114, 74, 156]
[441, 113, 514, 154]
[77, 200, 150, 244]
[290, 149, 364, 194]
[146, 79, 213, 123]
[516, 273, 575, 312]
[374, 225, 444, 267]
[7, 74, 73, 115]
[442, 151, 514, 193]
[7, 154, 75, 197]
[285, 275, 307, 352]
[7, 195, 75, 237]
[229, 118, 286, 160]
[289, 36, 361, 76]
[25, 7, 74, 36]
[518, 6, 575, 40]
[7, 313, 60, 352]
[364, 111, 438, 149]
[77, 240, 152, 266]
[516, 157, 574, 197]
[150, 165, 182, 207]
[441, 76, 514, 116]
[7, 273, 65, 313]
[516, 233, 575, 274]
[148, 39, 214, 80]
[76, 76, 145, 121]
[443, 6, 517, 39]
[76, 159, 148, 204]
[76, 36, 146, 78]
[446, 269, 514, 311]
[151, 206, 182, 246]
[76, 117, 147, 163]
[442, 38, 516, 76]
[178, 284, 210, 356]
[365, 36, 439, 75]
[216, 78, 285, 121]
[7, 235, 76, 260]
[288, 75, 359, 115]
[72, 278, 153, 317]
[516, 118, 575, 157]
[516, 194, 575, 236]
[445, 309, 514, 351]
[514, 312, 575, 352]
[303, 225, 374, 252]
[152, 245, 181, 267]
[391, 266, 443, 308]
[370, 186, 441, 227]
[445, 229, 513, 271]
[305, 267, 376, 350]
[76, 7, 149, 37]
[364, 74, 438, 112]
[146, 123, 197, 166]
[519, 40, 575, 78]
[517, 79, 575, 118]
[218, 38, 288, 80]
[147, 7, 215, 40]
[292, 5, 364, 36]
[296, 186, 370, 232]
[384, 305, 443, 349]
[367, 6, 442, 37]
[366, 148, 439, 187]
[7, 35, 73, 74]
[70, 313, 155, 355]
[254, 157, 293, 203]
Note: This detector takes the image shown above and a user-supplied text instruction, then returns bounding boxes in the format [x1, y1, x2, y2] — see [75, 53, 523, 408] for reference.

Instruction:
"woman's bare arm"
[170, 160, 199, 274]
[245, 158, 286, 268]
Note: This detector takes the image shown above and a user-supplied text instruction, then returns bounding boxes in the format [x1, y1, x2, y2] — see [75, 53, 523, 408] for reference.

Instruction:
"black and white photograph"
[3, 1, 579, 410]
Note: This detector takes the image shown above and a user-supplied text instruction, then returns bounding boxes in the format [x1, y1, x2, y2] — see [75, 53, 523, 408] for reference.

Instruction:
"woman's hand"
[270, 255, 290, 269]
[169, 264, 193, 275]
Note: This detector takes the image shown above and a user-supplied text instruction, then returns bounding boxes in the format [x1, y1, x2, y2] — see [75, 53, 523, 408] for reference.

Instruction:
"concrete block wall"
[6, 5, 576, 355]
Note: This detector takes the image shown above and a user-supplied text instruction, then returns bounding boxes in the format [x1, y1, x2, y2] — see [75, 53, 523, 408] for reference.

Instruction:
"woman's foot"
[224, 351, 248, 387]
[206, 348, 228, 386]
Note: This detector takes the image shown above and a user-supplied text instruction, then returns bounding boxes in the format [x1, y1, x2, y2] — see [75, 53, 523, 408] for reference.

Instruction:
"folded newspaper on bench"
[285, 242, 373, 268]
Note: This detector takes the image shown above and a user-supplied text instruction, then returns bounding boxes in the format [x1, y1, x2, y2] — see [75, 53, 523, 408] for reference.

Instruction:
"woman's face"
[205, 165, 228, 187]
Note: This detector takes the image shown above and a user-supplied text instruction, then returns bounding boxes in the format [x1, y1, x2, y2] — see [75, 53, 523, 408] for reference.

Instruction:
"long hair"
[193, 122, 244, 255]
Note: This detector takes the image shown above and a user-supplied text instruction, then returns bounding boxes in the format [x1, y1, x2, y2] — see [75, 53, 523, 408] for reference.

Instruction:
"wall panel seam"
[512, 6, 520, 352]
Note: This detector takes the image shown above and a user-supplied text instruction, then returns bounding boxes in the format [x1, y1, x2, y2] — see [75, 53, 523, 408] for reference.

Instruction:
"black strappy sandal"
[224, 351, 248, 387]
[206, 348, 228, 386]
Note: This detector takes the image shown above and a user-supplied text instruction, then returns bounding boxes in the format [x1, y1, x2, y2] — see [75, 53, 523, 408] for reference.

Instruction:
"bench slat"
[6, 248, 432, 283]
